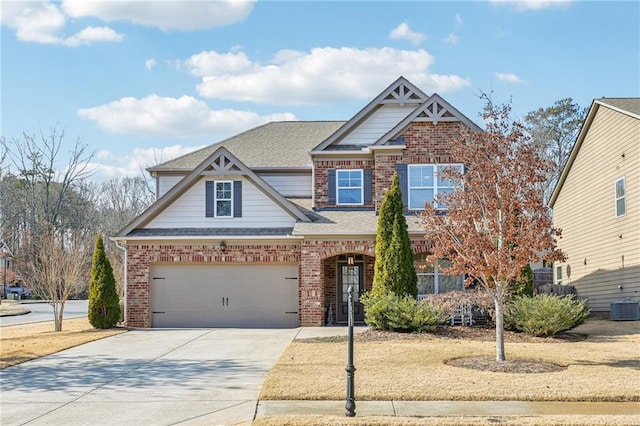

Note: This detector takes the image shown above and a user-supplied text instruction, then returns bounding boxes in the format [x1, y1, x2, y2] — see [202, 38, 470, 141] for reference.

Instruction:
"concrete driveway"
[0, 328, 299, 426]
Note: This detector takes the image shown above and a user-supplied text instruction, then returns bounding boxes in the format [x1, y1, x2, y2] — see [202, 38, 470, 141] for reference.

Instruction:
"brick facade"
[314, 122, 464, 210]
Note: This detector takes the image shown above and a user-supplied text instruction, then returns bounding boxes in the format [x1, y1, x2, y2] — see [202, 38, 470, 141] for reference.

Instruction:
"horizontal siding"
[259, 172, 312, 197]
[157, 175, 184, 198]
[147, 176, 296, 228]
[554, 106, 640, 311]
[339, 105, 413, 146]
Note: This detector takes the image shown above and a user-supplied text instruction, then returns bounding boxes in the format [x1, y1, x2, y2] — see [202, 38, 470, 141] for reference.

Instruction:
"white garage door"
[150, 264, 299, 328]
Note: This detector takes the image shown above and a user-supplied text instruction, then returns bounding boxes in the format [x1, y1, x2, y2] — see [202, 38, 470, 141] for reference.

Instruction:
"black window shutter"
[205, 181, 215, 217]
[327, 169, 336, 205]
[363, 169, 372, 204]
[233, 180, 242, 217]
[396, 164, 408, 209]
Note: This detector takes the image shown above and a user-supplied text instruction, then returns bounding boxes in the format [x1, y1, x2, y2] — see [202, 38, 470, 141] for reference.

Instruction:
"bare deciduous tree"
[421, 98, 566, 362]
[20, 227, 92, 331]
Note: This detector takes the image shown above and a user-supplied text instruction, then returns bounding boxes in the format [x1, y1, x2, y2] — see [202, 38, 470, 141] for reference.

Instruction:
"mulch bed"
[299, 326, 582, 374]
[301, 326, 587, 344]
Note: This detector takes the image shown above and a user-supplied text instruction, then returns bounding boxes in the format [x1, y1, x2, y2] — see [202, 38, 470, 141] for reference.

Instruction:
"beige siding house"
[550, 98, 640, 313]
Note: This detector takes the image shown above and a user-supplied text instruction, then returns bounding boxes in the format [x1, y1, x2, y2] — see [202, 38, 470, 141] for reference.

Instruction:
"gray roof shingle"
[597, 98, 640, 117]
[149, 121, 346, 171]
[289, 198, 425, 236]
[127, 227, 295, 237]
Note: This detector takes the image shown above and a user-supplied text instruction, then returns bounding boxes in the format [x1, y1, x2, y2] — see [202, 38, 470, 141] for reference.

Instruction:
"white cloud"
[62, 0, 256, 30]
[90, 144, 207, 180]
[1, 1, 124, 46]
[181, 51, 254, 77]
[490, 0, 573, 12]
[78, 94, 297, 137]
[63, 26, 124, 46]
[454, 14, 463, 28]
[495, 72, 524, 83]
[444, 33, 459, 45]
[145, 59, 157, 70]
[190, 47, 470, 105]
[388, 22, 426, 45]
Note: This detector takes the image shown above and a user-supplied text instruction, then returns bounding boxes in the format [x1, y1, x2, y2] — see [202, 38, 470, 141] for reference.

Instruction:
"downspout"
[115, 241, 127, 327]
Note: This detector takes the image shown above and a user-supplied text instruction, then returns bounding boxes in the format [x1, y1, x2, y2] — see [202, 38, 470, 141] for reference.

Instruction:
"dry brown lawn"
[1, 317, 126, 369]
[260, 321, 640, 402]
[253, 415, 640, 426]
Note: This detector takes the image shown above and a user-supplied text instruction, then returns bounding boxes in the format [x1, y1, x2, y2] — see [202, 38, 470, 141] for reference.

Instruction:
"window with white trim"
[215, 181, 233, 217]
[556, 266, 563, 285]
[615, 177, 626, 217]
[414, 253, 464, 299]
[408, 164, 463, 210]
[337, 169, 363, 205]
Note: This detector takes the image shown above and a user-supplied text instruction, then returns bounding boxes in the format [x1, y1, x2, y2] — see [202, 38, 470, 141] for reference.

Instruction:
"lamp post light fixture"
[219, 241, 227, 253]
[0, 241, 12, 304]
[345, 284, 356, 417]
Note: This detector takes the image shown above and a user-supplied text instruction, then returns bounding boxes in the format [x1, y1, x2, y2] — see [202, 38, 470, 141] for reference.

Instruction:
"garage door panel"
[150, 264, 298, 328]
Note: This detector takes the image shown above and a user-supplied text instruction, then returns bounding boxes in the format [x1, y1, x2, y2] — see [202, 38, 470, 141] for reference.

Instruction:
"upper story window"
[337, 169, 363, 205]
[615, 177, 626, 217]
[206, 180, 242, 218]
[408, 164, 463, 210]
[215, 181, 233, 217]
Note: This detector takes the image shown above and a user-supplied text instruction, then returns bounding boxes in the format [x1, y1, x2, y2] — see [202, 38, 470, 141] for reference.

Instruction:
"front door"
[337, 262, 365, 323]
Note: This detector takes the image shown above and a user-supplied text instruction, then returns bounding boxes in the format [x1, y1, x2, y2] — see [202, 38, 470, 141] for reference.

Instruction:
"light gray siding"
[337, 105, 413, 146]
[157, 175, 184, 198]
[259, 172, 312, 197]
[146, 176, 296, 229]
[553, 106, 640, 311]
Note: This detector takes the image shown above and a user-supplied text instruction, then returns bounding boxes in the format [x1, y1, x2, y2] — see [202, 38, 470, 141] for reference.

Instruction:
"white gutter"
[110, 235, 305, 242]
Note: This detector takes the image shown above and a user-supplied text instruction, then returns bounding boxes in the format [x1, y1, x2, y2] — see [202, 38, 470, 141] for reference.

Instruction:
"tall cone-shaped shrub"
[373, 172, 417, 297]
[88, 234, 121, 329]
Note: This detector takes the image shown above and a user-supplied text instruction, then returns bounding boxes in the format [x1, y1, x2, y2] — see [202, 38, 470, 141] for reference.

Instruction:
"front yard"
[260, 320, 640, 402]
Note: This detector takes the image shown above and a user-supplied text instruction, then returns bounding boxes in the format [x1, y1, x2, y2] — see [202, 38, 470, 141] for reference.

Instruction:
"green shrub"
[361, 292, 443, 332]
[88, 234, 121, 329]
[506, 294, 590, 337]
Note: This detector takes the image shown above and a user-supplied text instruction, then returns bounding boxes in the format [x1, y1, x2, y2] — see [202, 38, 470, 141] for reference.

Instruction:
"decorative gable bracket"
[202, 152, 243, 175]
[381, 82, 427, 106]
[415, 98, 458, 125]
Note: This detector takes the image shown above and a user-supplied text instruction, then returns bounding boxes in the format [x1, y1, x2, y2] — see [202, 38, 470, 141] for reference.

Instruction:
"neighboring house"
[113, 77, 481, 328]
[549, 98, 640, 313]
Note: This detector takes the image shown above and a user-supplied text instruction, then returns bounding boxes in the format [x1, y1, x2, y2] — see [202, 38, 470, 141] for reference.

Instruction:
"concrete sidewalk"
[256, 400, 640, 419]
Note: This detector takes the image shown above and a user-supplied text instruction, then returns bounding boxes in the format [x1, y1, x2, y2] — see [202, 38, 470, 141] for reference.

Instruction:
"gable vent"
[610, 300, 640, 321]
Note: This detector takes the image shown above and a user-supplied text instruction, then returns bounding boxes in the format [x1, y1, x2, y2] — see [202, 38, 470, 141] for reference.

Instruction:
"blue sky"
[1, 0, 639, 181]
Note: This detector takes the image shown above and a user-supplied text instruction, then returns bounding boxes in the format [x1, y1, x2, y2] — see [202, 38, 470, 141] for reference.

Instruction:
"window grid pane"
[337, 170, 363, 205]
[615, 178, 626, 217]
[215, 181, 232, 217]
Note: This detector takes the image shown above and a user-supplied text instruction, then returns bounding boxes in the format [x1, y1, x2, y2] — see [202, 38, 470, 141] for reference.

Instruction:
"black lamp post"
[0, 242, 11, 304]
[345, 283, 356, 417]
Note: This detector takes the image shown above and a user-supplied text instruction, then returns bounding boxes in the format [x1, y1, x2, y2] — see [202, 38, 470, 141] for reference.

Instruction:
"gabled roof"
[373, 93, 482, 145]
[149, 121, 344, 172]
[311, 76, 429, 152]
[116, 146, 311, 237]
[549, 97, 640, 207]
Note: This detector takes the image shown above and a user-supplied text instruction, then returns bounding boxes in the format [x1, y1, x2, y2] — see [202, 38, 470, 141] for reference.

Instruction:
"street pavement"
[0, 300, 88, 326]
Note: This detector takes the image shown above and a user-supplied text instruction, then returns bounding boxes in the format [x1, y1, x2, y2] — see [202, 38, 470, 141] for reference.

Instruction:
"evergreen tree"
[372, 172, 417, 297]
[88, 234, 121, 329]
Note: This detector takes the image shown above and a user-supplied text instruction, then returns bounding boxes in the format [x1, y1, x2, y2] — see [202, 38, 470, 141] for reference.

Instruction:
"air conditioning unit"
[610, 300, 640, 321]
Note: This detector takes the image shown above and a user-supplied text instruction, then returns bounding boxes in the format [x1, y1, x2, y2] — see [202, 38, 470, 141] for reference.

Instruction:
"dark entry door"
[337, 263, 365, 323]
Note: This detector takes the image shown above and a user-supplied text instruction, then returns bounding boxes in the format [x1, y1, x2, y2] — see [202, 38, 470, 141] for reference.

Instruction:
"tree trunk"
[52, 301, 64, 332]
[494, 297, 506, 362]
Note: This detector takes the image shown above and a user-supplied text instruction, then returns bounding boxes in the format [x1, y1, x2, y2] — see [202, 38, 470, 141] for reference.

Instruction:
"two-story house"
[550, 98, 640, 315]
[114, 76, 481, 328]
